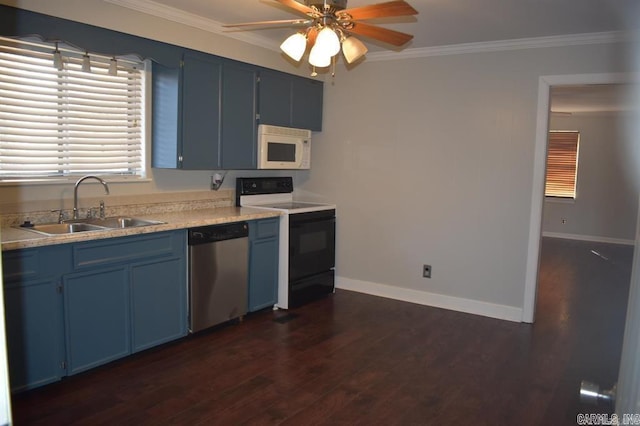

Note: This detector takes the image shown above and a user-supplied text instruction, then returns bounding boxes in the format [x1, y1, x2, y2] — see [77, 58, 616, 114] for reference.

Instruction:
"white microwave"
[257, 124, 311, 169]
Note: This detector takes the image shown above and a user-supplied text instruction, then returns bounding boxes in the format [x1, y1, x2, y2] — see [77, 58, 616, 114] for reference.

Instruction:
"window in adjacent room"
[545, 130, 580, 199]
[0, 36, 147, 182]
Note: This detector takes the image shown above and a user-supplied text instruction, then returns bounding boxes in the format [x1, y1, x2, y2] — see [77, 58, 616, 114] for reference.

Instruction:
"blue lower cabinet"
[63, 267, 131, 375]
[131, 257, 187, 352]
[2, 230, 188, 390]
[3, 278, 65, 391]
[248, 219, 279, 312]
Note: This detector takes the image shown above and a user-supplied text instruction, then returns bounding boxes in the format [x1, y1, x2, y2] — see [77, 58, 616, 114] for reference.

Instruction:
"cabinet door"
[151, 63, 180, 168]
[131, 257, 187, 352]
[181, 52, 222, 169]
[221, 61, 257, 169]
[259, 69, 293, 127]
[292, 76, 323, 131]
[63, 267, 130, 375]
[248, 219, 279, 312]
[4, 279, 64, 391]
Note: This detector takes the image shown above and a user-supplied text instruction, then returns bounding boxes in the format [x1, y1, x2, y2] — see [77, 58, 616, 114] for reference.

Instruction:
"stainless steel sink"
[26, 222, 108, 235]
[18, 216, 165, 236]
[86, 217, 165, 229]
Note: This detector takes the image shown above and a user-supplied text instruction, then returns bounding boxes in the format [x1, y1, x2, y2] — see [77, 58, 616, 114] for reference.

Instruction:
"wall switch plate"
[423, 264, 432, 278]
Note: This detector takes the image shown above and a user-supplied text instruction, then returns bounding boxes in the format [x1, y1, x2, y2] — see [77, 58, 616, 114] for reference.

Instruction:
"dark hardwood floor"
[11, 237, 633, 425]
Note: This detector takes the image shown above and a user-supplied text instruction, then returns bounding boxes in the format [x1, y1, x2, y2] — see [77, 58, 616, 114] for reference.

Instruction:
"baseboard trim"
[542, 231, 635, 246]
[336, 277, 523, 323]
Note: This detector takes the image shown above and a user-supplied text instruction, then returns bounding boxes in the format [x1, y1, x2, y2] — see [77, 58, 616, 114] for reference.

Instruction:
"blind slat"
[0, 38, 145, 179]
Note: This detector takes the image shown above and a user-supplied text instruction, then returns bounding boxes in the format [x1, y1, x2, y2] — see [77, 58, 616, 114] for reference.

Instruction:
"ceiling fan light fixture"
[309, 44, 331, 68]
[280, 32, 307, 62]
[315, 26, 341, 57]
[342, 36, 368, 64]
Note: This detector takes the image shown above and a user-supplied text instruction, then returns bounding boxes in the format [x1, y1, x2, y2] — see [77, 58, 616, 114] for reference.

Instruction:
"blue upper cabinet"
[259, 70, 293, 128]
[221, 60, 258, 170]
[292, 76, 323, 131]
[153, 52, 222, 170]
[181, 53, 223, 169]
[259, 69, 324, 132]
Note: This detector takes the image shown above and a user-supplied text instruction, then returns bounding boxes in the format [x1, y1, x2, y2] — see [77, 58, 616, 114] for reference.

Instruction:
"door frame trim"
[522, 72, 637, 323]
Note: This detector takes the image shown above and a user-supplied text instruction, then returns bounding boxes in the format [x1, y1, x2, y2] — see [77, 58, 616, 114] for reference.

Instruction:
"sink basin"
[26, 222, 108, 235]
[86, 217, 165, 229]
[18, 216, 165, 236]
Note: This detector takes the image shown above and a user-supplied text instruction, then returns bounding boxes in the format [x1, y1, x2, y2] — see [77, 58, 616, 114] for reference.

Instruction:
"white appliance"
[237, 177, 335, 309]
[257, 124, 311, 170]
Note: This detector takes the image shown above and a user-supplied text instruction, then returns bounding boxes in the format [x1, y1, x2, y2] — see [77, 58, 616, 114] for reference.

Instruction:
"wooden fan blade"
[307, 27, 318, 47]
[346, 21, 413, 46]
[223, 19, 312, 28]
[274, 0, 317, 17]
[339, 1, 418, 21]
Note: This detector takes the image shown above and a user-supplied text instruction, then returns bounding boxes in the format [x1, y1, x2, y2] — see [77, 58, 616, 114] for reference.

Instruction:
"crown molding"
[103, 0, 282, 52]
[103, 0, 630, 62]
[366, 31, 630, 62]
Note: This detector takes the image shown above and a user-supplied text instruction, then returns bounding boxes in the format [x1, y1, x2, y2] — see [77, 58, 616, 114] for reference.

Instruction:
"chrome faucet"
[73, 175, 110, 219]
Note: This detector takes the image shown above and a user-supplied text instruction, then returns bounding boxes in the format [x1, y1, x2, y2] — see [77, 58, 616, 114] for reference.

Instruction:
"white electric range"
[236, 177, 336, 309]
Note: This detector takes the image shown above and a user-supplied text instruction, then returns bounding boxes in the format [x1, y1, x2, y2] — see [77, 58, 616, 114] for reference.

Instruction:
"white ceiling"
[106, 0, 638, 113]
[109, 0, 639, 54]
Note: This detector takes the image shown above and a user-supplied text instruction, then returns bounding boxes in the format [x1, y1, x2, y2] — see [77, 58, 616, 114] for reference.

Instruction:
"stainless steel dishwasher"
[188, 222, 248, 333]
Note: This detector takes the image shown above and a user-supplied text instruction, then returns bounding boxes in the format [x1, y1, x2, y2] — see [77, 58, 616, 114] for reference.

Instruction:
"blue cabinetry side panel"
[259, 70, 293, 128]
[4, 279, 64, 392]
[131, 257, 187, 352]
[181, 53, 222, 170]
[152, 63, 180, 168]
[64, 267, 130, 375]
[221, 61, 257, 169]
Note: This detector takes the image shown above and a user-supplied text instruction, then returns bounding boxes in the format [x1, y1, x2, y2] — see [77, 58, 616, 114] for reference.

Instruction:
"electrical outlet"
[561, 218, 567, 224]
[423, 264, 432, 278]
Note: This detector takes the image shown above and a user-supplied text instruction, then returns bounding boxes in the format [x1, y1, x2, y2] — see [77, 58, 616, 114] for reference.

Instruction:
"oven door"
[289, 209, 336, 281]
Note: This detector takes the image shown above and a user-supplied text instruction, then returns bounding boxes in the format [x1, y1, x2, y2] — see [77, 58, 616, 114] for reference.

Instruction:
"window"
[0, 37, 146, 182]
[545, 131, 580, 198]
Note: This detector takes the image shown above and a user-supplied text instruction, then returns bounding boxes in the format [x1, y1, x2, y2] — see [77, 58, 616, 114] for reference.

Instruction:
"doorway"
[523, 73, 636, 323]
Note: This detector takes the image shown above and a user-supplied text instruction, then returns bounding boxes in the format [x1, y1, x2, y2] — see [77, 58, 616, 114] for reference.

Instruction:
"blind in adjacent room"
[0, 37, 145, 180]
[545, 131, 580, 198]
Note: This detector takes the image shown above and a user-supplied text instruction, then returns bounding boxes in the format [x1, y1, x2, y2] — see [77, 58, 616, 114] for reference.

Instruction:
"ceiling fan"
[223, 0, 418, 73]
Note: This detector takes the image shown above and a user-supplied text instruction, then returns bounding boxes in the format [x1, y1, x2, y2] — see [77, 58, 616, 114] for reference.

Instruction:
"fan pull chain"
[311, 66, 317, 77]
[331, 55, 336, 78]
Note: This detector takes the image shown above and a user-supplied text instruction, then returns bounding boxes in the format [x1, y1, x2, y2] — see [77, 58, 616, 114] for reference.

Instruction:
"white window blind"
[0, 38, 145, 180]
[545, 131, 580, 198]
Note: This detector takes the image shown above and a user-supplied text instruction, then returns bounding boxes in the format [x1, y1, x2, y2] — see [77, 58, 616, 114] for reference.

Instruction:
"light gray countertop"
[1, 206, 281, 251]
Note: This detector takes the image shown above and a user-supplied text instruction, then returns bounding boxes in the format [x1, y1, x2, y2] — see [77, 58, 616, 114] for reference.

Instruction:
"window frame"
[0, 37, 150, 185]
[544, 130, 580, 200]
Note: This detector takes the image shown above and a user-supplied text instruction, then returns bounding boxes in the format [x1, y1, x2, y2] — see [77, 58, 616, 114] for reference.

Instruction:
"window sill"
[0, 176, 152, 187]
[545, 196, 575, 204]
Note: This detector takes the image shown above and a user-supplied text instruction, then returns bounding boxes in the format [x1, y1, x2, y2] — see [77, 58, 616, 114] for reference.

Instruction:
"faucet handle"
[99, 200, 106, 219]
[51, 209, 65, 224]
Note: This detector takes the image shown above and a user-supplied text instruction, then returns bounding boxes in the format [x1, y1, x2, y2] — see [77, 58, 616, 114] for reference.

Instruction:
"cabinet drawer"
[253, 218, 279, 239]
[3, 245, 72, 283]
[73, 232, 178, 269]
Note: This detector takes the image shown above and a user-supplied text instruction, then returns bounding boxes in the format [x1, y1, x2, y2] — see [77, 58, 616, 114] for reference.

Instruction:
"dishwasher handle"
[188, 222, 248, 245]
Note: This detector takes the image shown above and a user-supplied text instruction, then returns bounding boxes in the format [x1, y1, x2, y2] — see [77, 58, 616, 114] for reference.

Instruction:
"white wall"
[297, 42, 633, 318]
[543, 113, 638, 242]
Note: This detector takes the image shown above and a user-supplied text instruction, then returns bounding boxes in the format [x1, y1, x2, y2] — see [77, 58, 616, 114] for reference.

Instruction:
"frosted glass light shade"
[315, 27, 340, 57]
[342, 36, 368, 64]
[309, 44, 331, 68]
[280, 33, 307, 62]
